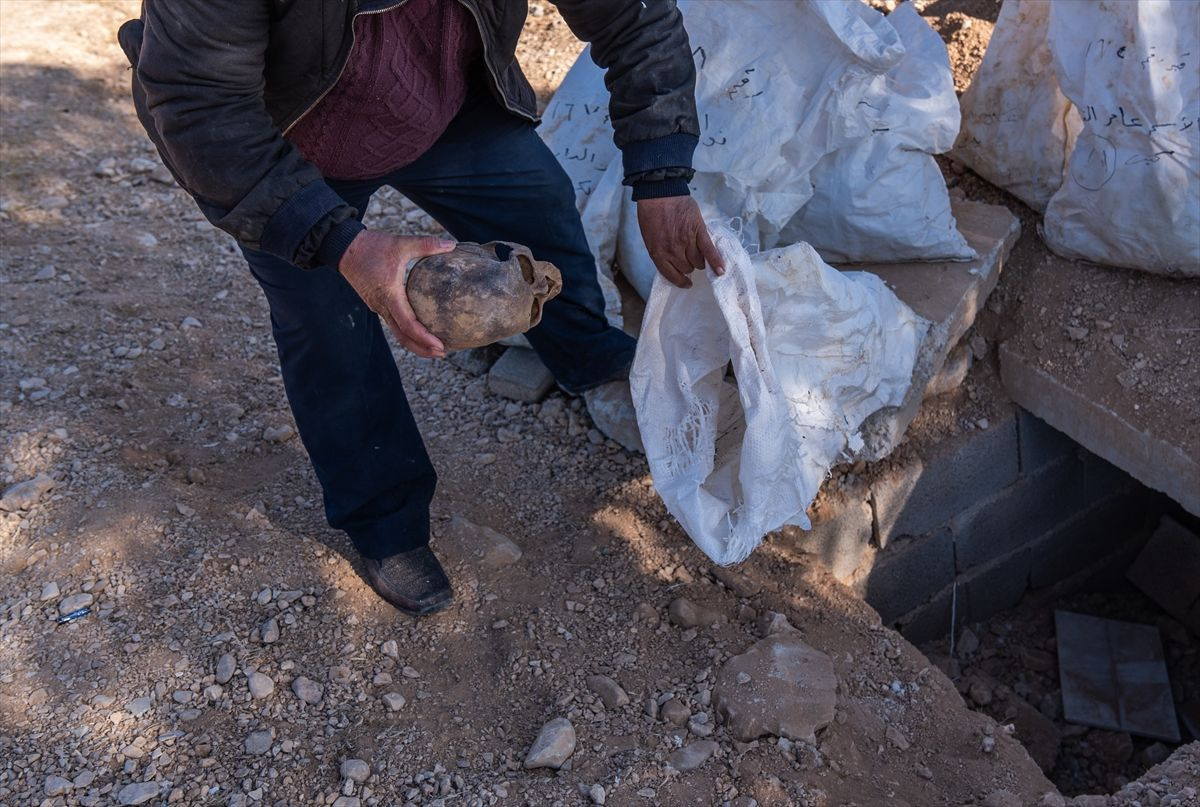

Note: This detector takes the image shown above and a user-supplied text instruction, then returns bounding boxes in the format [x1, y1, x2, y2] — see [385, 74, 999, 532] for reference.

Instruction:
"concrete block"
[1000, 341, 1199, 517]
[872, 410, 1019, 545]
[1028, 487, 1149, 590]
[850, 199, 1021, 462]
[952, 455, 1087, 573]
[1017, 408, 1078, 474]
[448, 344, 504, 376]
[963, 546, 1031, 623]
[895, 583, 966, 646]
[862, 529, 955, 624]
[778, 491, 874, 583]
[487, 347, 554, 402]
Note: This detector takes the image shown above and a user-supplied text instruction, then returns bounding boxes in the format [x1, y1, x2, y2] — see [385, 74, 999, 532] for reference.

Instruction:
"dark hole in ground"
[920, 509, 1199, 797]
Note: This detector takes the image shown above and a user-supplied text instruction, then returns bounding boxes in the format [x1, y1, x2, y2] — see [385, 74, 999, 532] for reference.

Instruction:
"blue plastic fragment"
[56, 607, 91, 624]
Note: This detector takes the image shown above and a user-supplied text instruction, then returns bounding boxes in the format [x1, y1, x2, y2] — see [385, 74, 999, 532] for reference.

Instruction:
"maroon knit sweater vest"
[287, 0, 480, 181]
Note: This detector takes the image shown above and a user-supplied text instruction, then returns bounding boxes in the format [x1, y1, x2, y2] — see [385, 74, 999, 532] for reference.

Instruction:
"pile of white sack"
[954, 0, 1199, 277]
[541, 0, 972, 564]
[540, 0, 974, 316]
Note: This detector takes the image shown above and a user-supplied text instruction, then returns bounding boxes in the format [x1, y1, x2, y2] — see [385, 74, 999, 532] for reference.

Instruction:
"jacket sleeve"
[552, 0, 700, 200]
[126, 0, 363, 269]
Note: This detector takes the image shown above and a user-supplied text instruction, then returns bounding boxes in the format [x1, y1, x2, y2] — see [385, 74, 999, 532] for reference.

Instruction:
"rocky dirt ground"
[1, 2, 1197, 807]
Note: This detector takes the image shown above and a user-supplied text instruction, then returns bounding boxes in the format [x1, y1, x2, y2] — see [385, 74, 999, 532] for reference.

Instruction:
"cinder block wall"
[782, 407, 1154, 644]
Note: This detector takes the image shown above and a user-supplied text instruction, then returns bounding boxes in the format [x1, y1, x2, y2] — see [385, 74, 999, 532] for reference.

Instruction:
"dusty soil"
[0, 3, 1195, 807]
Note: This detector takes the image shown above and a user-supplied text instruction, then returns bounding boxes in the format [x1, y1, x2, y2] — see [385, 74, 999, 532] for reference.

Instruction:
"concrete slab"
[1127, 516, 1200, 635]
[1055, 611, 1179, 742]
[1000, 342, 1200, 517]
[848, 199, 1021, 461]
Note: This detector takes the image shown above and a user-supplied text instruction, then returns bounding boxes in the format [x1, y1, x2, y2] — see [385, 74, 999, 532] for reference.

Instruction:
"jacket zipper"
[454, 0, 537, 122]
[282, 0, 408, 136]
[283, 0, 538, 135]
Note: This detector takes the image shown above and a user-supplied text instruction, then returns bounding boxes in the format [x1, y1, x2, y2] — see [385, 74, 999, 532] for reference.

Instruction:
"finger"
[385, 288, 446, 357]
[698, 228, 725, 276]
[382, 311, 442, 359]
[684, 238, 705, 273]
[415, 235, 457, 257]
[656, 255, 693, 289]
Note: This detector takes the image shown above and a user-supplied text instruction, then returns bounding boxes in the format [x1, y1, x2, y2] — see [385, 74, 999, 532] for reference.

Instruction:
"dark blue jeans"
[242, 88, 635, 559]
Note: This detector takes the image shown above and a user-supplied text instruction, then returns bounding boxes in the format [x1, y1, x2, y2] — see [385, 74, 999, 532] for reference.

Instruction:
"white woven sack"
[1042, 1, 1200, 276]
[953, 0, 1079, 212]
[631, 223, 924, 565]
[781, 3, 975, 264]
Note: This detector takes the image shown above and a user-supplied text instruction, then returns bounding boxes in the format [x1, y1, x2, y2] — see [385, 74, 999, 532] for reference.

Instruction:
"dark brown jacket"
[119, 0, 699, 268]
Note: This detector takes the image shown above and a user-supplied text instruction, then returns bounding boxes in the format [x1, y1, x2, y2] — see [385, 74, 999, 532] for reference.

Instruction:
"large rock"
[713, 632, 838, 743]
[523, 717, 576, 769]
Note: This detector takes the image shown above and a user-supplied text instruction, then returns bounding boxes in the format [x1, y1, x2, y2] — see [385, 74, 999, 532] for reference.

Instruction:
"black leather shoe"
[364, 546, 453, 616]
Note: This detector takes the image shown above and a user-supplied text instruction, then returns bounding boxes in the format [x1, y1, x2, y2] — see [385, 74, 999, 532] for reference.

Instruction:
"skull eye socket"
[492, 242, 514, 262]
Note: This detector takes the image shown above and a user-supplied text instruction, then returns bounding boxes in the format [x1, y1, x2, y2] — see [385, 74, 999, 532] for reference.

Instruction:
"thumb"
[420, 236, 457, 255]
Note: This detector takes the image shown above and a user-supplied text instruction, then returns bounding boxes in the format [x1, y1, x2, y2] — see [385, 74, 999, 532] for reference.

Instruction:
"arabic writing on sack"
[1070, 37, 1196, 191]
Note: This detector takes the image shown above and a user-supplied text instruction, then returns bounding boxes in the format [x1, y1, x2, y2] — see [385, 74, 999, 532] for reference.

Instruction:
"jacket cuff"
[260, 180, 357, 266]
[632, 178, 692, 201]
[621, 132, 698, 179]
[316, 218, 366, 270]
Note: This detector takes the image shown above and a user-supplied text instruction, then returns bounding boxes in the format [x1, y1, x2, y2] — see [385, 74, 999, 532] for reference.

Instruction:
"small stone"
[382, 692, 406, 711]
[914, 764, 933, 780]
[33, 264, 56, 281]
[586, 675, 629, 709]
[40, 195, 69, 209]
[968, 679, 993, 707]
[380, 639, 399, 659]
[134, 232, 158, 248]
[340, 758, 370, 783]
[171, 690, 192, 704]
[44, 776, 73, 796]
[588, 783, 606, 805]
[248, 672, 274, 699]
[885, 725, 911, 751]
[523, 717, 576, 769]
[262, 425, 295, 443]
[73, 771, 95, 788]
[667, 740, 720, 771]
[710, 566, 762, 597]
[1065, 326, 1089, 342]
[260, 617, 280, 644]
[755, 611, 795, 637]
[180, 316, 202, 330]
[292, 676, 324, 704]
[58, 592, 94, 615]
[127, 696, 153, 717]
[441, 515, 522, 570]
[659, 698, 691, 725]
[332, 798, 360, 807]
[39, 581, 60, 601]
[215, 653, 236, 684]
[1, 473, 57, 511]
[667, 597, 722, 629]
[244, 728, 273, 755]
[117, 782, 160, 805]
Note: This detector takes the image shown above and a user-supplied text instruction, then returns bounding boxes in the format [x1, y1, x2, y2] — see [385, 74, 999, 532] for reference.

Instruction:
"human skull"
[406, 241, 562, 350]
